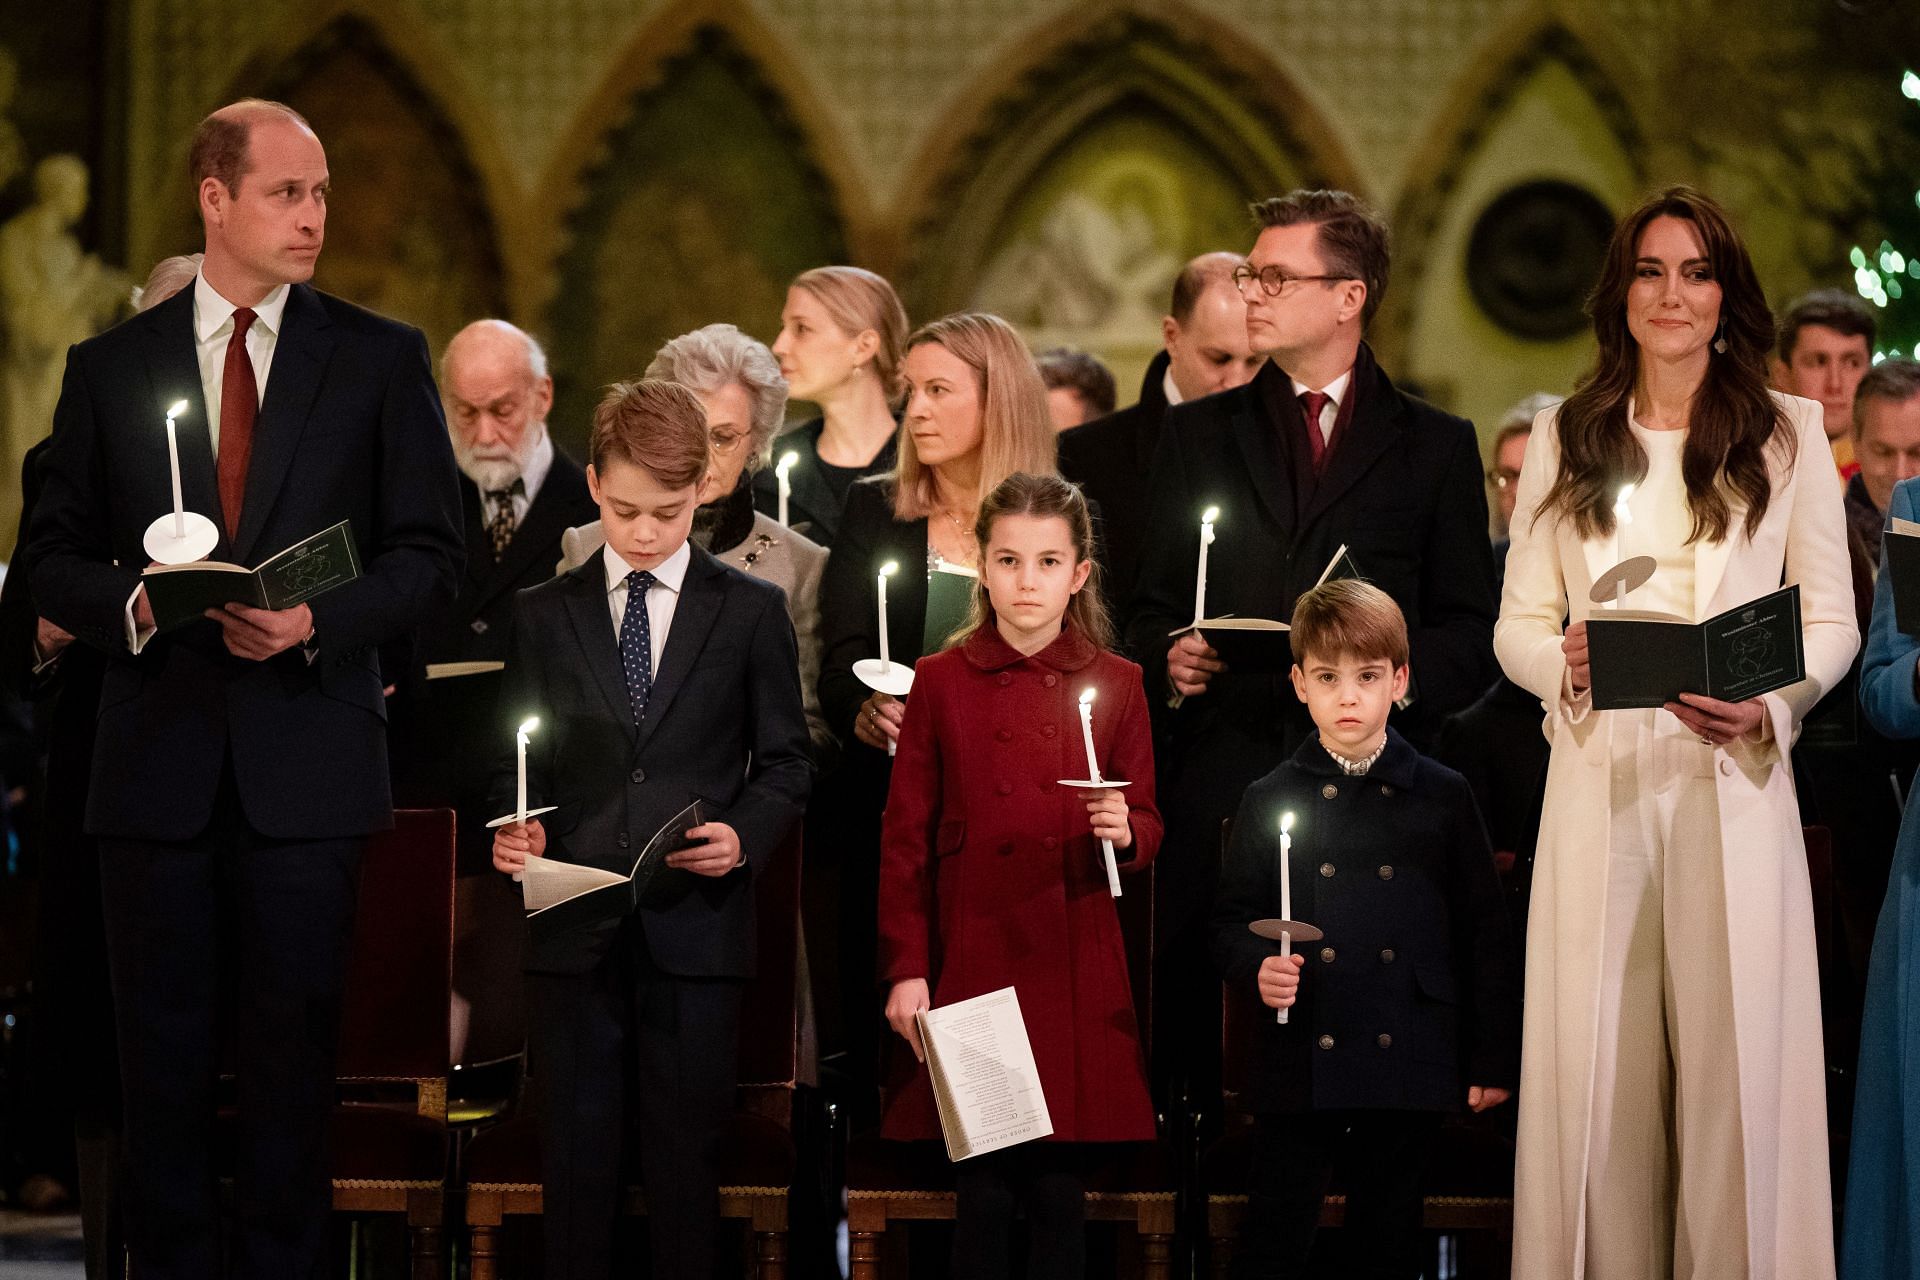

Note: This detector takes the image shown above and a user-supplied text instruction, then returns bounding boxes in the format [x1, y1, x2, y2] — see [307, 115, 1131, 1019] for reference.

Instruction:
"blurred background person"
[1035, 345, 1115, 431]
[757, 265, 907, 545]
[1773, 288, 1875, 477]
[1487, 391, 1558, 582]
[1059, 250, 1261, 612]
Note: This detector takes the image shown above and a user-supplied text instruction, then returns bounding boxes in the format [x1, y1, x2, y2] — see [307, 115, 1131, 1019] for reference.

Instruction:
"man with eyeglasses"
[1485, 392, 1559, 586]
[1125, 190, 1499, 1158]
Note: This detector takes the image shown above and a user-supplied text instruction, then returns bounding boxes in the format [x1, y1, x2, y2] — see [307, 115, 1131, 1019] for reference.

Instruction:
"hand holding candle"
[1079, 689, 1123, 898]
[776, 451, 799, 527]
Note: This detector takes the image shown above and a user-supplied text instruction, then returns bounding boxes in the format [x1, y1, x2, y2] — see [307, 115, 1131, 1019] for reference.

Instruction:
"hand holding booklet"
[1585, 584, 1805, 710]
[141, 519, 361, 631]
[520, 801, 705, 948]
[915, 987, 1054, 1161]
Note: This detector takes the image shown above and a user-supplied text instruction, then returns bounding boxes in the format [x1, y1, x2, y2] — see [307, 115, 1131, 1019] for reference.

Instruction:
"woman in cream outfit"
[1496, 187, 1856, 1279]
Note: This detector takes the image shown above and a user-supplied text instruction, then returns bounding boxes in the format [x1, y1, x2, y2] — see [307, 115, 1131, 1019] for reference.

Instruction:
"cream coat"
[1495, 392, 1855, 1279]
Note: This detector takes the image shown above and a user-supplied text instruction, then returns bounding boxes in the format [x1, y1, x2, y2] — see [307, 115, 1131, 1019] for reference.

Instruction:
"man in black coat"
[1059, 251, 1263, 610]
[1126, 189, 1498, 1116]
[25, 100, 463, 1278]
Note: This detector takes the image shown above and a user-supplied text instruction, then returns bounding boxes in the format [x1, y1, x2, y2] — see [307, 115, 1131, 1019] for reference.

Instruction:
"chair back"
[337, 808, 455, 1084]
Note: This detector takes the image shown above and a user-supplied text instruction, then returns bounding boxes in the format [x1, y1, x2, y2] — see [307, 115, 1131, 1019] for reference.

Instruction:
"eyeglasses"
[1231, 264, 1357, 297]
[1485, 467, 1520, 490]
[709, 428, 750, 456]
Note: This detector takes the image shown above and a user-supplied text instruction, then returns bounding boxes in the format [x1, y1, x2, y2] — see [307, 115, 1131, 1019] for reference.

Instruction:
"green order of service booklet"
[1585, 584, 1804, 711]
[141, 519, 361, 631]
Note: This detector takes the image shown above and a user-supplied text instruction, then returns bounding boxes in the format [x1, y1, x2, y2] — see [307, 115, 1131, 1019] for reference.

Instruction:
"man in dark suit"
[1059, 251, 1263, 610]
[490, 379, 811, 1280]
[25, 99, 463, 1277]
[1127, 189, 1497, 1123]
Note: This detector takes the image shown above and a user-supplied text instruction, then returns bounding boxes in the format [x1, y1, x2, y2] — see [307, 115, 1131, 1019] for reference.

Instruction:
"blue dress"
[1846, 476, 1920, 1278]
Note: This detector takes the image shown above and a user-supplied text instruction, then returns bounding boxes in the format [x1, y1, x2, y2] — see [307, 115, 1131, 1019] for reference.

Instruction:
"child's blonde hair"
[945, 472, 1112, 651]
[1288, 579, 1409, 669]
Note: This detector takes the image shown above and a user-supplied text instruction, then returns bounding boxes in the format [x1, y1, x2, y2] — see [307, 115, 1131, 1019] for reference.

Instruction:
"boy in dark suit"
[1210, 579, 1519, 1279]
[491, 379, 812, 1280]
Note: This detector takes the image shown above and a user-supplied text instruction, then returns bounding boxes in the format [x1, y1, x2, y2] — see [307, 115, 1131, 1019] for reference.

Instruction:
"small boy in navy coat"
[490, 380, 812, 1280]
[1211, 579, 1519, 1279]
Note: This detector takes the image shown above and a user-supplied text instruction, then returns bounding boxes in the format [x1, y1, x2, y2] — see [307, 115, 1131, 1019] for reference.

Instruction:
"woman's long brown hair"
[944, 472, 1114, 651]
[1537, 185, 1793, 544]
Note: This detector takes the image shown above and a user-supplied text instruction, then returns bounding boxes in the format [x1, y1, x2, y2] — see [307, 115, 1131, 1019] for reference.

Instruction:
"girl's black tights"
[951, 1142, 1091, 1280]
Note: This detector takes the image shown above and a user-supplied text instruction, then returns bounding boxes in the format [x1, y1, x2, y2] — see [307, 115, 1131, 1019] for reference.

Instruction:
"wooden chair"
[463, 827, 805, 1279]
[845, 863, 1176, 1278]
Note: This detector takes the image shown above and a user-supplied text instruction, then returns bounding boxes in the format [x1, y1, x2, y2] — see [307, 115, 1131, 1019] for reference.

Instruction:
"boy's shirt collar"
[1289, 725, 1420, 789]
[601, 538, 691, 596]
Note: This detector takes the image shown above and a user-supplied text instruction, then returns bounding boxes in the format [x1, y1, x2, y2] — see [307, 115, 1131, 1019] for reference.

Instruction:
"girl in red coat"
[878, 471, 1162, 1279]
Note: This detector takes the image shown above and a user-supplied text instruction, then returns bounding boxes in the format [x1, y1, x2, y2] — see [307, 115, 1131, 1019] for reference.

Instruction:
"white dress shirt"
[193, 272, 287, 456]
[1289, 367, 1354, 445]
[1162, 366, 1185, 408]
[602, 539, 691, 674]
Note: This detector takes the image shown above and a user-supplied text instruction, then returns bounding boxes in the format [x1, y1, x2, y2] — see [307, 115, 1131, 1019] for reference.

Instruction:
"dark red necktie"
[1300, 390, 1331, 471]
[217, 307, 258, 540]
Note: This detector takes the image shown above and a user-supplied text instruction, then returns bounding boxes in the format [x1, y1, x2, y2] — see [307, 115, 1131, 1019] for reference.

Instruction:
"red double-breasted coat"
[877, 623, 1161, 1143]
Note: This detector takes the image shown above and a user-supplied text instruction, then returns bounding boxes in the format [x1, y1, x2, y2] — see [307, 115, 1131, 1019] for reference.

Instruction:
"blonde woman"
[757, 265, 908, 544]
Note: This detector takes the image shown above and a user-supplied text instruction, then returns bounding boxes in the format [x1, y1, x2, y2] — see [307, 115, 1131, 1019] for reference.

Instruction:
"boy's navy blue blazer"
[491, 544, 813, 976]
[1210, 727, 1520, 1114]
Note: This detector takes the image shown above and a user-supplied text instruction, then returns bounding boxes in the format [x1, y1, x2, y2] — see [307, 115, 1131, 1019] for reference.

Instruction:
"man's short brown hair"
[1249, 189, 1391, 327]
[188, 99, 312, 197]
[588, 379, 710, 489]
[1778, 288, 1875, 364]
[1854, 358, 1920, 438]
[1289, 578, 1409, 669]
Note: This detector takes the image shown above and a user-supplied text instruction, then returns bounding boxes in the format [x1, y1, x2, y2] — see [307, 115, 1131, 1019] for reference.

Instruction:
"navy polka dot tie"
[619, 570, 656, 723]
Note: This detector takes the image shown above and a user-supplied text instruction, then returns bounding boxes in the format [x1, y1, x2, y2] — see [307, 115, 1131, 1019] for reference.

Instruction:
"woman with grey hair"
[560, 323, 835, 761]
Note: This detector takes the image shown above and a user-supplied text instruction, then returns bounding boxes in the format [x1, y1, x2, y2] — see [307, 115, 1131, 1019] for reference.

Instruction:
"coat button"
[1319, 862, 1336, 878]
[629, 768, 646, 784]
[1380, 949, 1395, 964]
[616, 832, 630, 849]
[1380, 784, 1394, 796]
[1718, 759, 1734, 777]
[1042, 725, 1056, 738]
[1319, 947, 1335, 963]
[996, 728, 1011, 742]
[1377, 1034, 1392, 1049]
[1378, 865, 1394, 880]
[996, 781, 1012, 796]
[1317, 1034, 1335, 1050]
[1321, 783, 1338, 799]
[470, 617, 489, 635]
[998, 673, 1012, 687]
[998, 839, 1014, 855]
[1044, 674, 1058, 687]
[1043, 836, 1058, 851]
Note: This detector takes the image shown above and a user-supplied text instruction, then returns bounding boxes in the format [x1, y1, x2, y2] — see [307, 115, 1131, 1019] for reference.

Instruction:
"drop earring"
[1712, 321, 1729, 355]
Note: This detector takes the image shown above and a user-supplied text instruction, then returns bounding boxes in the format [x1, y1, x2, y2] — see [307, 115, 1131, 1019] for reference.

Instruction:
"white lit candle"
[776, 451, 799, 527]
[164, 399, 189, 537]
[1612, 485, 1635, 607]
[513, 715, 539, 882]
[1193, 505, 1219, 625]
[1278, 812, 1297, 1024]
[1080, 688, 1122, 897]
[877, 561, 898, 669]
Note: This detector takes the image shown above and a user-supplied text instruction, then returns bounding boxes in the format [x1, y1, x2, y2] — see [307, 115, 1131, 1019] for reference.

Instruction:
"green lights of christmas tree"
[1851, 70, 1920, 362]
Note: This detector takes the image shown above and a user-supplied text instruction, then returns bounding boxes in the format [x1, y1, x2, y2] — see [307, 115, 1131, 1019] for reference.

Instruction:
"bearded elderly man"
[389, 319, 597, 868]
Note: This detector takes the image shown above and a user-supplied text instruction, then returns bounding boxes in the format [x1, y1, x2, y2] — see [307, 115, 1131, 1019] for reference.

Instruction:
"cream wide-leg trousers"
[1583, 708, 1748, 1280]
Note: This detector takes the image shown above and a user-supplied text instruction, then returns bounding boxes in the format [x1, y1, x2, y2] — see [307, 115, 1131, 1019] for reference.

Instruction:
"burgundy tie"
[1300, 390, 1331, 471]
[217, 308, 259, 541]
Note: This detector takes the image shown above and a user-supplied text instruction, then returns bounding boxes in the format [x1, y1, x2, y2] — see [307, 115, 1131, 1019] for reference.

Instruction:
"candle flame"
[1079, 687, 1096, 706]
[517, 716, 540, 736]
[1613, 484, 1635, 525]
[1280, 811, 1295, 833]
[777, 451, 799, 475]
[165, 399, 189, 421]
[879, 561, 899, 578]
[1201, 505, 1220, 524]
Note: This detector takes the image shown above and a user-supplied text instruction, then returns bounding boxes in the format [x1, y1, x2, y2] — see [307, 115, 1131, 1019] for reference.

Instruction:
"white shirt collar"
[602, 537, 691, 596]
[519, 427, 555, 501]
[193, 272, 290, 342]
[1161, 366, 1185, 407]
[1288, 366, 1353, 408]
